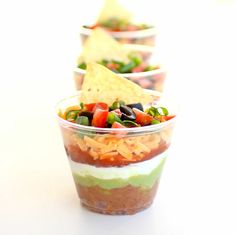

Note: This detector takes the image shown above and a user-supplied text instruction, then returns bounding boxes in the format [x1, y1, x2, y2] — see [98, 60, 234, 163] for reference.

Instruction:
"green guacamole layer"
[72, 158, 166, 190]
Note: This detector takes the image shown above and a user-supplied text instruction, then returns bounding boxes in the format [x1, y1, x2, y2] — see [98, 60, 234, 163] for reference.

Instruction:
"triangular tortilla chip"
[77, 28, 130, 64]
[80, 63, 153, 106]
[97, 0, 132, 23]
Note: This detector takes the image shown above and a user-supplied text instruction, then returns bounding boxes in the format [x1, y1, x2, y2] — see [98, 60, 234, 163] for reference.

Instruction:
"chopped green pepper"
[123, 120, 140, 127]
[76, 116, 89, 126]
[157, 107, 169, 116]
[151, 119, 160, 125]
[78, 62, 87, 70]
[66, 110, 79, 121]
[107, 112, 123, 125]
[119, 61, 136, 73]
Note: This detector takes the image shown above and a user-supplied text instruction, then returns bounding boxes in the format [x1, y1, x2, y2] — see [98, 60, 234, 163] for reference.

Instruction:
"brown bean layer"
[75, 181, 159, 215]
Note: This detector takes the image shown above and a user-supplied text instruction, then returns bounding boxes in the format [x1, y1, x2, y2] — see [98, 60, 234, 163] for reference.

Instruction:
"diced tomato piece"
[132, 66, 144, 73]
[111, 122, 126, 128]
[106, 63, 119, 70]
[90, 24, 99, 29]
[84, 103, 96, 112]
[91, 109, 109, 127]
[111, 109, 122, 117]
[93, 103, 109, 112]
[84, 102, 109, 112]
[133, 108, 153, 126]
[112, 28, 121, 32]
[158, 115, 176, 122]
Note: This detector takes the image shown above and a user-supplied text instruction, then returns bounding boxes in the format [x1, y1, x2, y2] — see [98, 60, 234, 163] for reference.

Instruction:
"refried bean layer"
[75, 181, 159, 215]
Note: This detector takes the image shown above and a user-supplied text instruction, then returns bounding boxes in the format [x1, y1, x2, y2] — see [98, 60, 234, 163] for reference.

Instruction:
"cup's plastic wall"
[80, 27, 157, 46]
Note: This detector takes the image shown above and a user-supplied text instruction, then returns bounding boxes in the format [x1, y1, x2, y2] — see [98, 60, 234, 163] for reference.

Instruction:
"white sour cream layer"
[69, 151, 167, 180]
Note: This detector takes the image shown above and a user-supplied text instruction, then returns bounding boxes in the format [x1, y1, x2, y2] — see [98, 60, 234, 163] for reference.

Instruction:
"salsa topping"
[78, 54, 159, 74]
[61, 100, 174, 128]
[84, 19, 151, 32]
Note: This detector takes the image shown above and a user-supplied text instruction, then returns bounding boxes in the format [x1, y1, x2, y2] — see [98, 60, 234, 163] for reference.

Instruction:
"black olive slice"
[127, 103, 143, 111]
[79, 111, 94, 121]
[120, 105, 136, 121]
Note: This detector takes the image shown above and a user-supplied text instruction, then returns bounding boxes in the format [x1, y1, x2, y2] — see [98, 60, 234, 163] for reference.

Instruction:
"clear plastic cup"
[56, 91, 176, 215]
[74, 45, 166, 92]
[80, 26, 157, 46]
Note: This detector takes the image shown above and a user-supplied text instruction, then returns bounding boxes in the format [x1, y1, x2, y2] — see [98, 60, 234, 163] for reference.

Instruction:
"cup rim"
[80, 26, 157, 38]
[74, 66, 166, 78]
[56, 90, 176, 134]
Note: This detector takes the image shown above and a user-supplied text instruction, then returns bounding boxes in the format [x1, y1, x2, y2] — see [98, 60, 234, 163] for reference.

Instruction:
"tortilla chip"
[77, 28, 130, 65]
[80, 63, 154, 106]
[97, 0, 132, 23]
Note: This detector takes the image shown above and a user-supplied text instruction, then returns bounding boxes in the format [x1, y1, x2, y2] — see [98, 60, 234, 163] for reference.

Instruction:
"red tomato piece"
[106, 63, 119, 70]
[111, 122, 126, 128]
[84, 103, 96, 112]
[159, 115, 176, 122]
[133, 108, 153, 126]
[84, 103, 109, 112]
[92, 109, 109, 128]
[93, 103, 109, 112]
[112, 28, 121, 32]
[132, 66, 144, 73]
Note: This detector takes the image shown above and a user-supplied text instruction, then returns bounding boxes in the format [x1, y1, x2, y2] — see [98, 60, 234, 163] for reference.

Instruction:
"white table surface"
[1, 1, 236, 234]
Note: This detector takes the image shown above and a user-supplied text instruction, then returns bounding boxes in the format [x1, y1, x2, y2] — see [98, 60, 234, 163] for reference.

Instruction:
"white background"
[0, 0, 236, 234]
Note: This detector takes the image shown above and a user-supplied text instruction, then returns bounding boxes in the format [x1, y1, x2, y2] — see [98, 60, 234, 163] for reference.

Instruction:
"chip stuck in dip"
[80, 0, 157, 46]
[56, 63, 176, 215]
[75, 28, 166, 91]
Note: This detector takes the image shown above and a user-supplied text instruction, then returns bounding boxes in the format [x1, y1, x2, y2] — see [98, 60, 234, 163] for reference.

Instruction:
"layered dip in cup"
[75, 28, 166, 91]
[56, 63, 176, 215]
[80, 0, 157, 46]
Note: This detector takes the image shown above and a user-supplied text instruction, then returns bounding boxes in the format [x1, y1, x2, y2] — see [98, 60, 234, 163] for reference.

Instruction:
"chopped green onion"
[119, 100, 125, 106]
[119, 61, 136, 73]
[130, 56, 142, 66]
[78, 63, 86, 70]
[112, 60, 125, 67]
[107, 112, 123, 125]
[80, 102, 84, 109]
[110, 101, 120, 110]
[144, 65, 157, 72]
[151, 119, 160, 125]
[66, 110, 79, 121]
[99, 59, 109, 66]
[76, 116, 89, 126]
[123, 120, 140, 127]
[147, 106, 158, 117]
[147, 106, 169, 117]
[110, 100, 125, 110]
[157, 107, 169, 116]
[147, 107, 156, 117]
